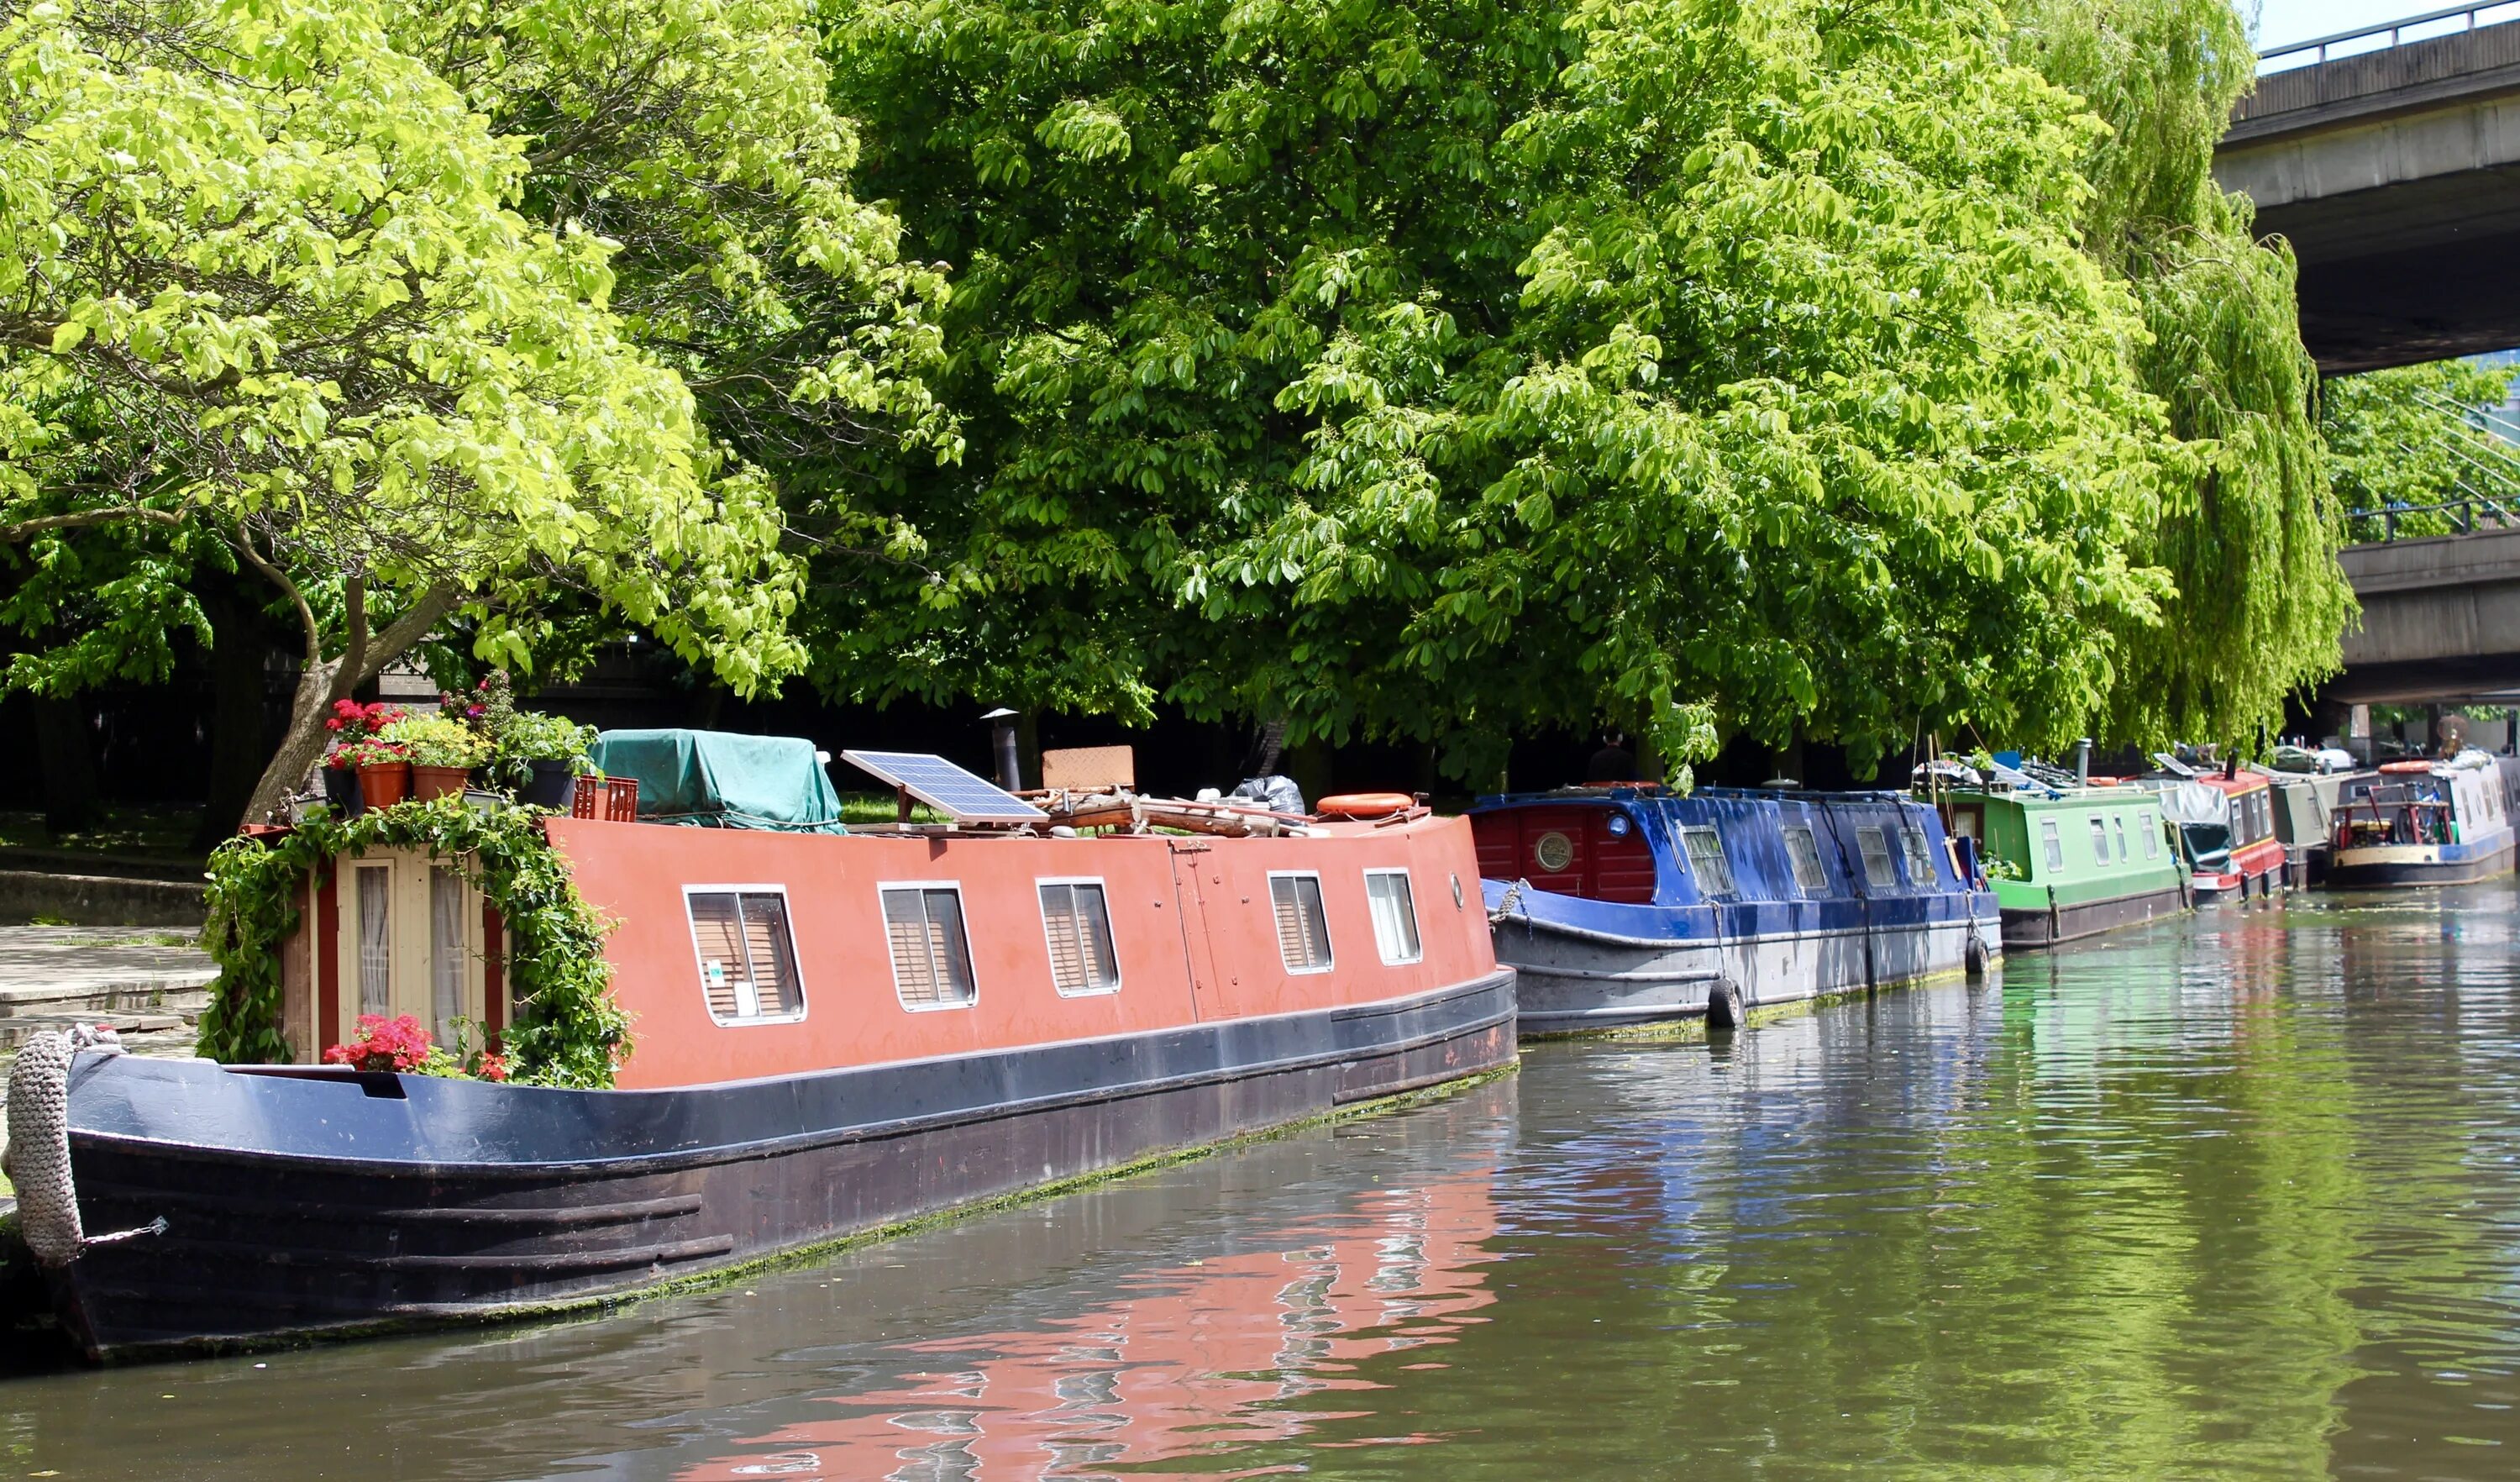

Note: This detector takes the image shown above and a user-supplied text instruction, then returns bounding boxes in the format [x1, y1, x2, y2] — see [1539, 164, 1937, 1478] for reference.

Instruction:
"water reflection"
[13, 881, 2520, 1480]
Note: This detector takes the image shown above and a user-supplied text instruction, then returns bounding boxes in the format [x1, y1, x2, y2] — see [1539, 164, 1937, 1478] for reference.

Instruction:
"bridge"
[2218, 4, 2520, 372]
[2334, 508, 2520, 701]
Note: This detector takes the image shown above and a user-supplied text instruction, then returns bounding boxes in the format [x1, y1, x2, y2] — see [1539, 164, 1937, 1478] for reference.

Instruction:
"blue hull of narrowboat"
[1473, 789, 2000, 1035]
[2324, 831, 2517, 889]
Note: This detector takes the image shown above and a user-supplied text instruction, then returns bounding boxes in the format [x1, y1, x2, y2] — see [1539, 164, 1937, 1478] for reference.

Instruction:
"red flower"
[475, 1053, 510, 1083]
[321, 1013, 437, 1073]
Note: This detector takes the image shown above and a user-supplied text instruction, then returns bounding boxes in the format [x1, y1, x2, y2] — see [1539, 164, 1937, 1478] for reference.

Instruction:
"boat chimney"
[2075, 738, 2092, 786]
[982, 707, 1021, 791]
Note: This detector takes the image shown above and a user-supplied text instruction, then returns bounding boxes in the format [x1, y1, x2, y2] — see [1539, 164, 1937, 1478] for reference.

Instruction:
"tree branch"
[354, 582, 465, 686]
[0, 506, 189, 544]
[228, 524, 321, 670]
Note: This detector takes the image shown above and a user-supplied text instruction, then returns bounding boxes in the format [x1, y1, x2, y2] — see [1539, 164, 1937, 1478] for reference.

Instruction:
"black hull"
[1998, 882, 2187, 951]
[2323, 842, 2519, 890]
[50, 970, 1515, 1361]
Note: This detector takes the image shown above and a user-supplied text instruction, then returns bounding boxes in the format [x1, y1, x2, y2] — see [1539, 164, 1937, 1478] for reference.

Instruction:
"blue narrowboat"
[1470, 788, 2002, 1035]
[2324, 749, 2520, 887]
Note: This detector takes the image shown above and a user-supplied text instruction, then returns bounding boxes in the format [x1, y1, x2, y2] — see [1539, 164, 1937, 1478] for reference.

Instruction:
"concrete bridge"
[2332, 515, 2520, 702]
[2218, 6, 2520, 372]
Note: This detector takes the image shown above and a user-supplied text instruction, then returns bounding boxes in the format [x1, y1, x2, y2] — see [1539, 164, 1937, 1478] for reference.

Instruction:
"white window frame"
[1856, 826, 1897, 890]
[1680, 827, 1737, 896]
[1035, 875, 1122, 997]
[1782, 824, 1830, 894]
[2040, 819, 2064, 871]
[1362, 868, 1424, 965]
[1268, 870, 1336, 975]
[2113, 815, 2129, 861]
[878, 880, 979, 1012]
[682, 883, 810, 1027]
[2144, 817, 2161, 859]
[2088, 817, 2111, 867]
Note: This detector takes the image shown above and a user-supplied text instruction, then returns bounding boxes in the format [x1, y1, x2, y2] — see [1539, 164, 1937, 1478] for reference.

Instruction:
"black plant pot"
[521, 759, 576, 810]
[321, 766, 365, 820]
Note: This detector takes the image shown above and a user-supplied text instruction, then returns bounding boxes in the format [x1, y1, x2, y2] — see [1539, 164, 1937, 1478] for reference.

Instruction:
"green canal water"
[10, 881, 2520, 1479]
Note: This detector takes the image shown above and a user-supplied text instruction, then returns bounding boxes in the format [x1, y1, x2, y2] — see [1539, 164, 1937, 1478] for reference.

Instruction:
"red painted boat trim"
[315, 868, 339, 1052]
[482, 904, 506, 1044]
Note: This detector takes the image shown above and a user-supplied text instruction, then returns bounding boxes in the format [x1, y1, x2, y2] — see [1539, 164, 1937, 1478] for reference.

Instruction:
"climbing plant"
[197, 800, 632, 1087]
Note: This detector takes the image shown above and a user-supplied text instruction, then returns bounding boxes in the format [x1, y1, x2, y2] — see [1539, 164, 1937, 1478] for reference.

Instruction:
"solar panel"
[841, 750, 1047, 824]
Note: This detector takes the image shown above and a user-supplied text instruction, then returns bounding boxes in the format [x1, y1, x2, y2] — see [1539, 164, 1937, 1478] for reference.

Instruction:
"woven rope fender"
[3, 1027, 163, 1266]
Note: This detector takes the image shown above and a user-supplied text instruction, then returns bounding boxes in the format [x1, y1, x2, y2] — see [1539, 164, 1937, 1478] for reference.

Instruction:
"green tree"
[2320, 360, 2520, 539]
[2006, 0, 2355, 750]
[0, 0, 807, 820]
[826, 0, 2181, 779]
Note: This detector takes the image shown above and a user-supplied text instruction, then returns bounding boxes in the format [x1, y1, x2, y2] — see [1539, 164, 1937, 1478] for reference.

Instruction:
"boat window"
[1856, 827, 1897, 889]
[1782, 825, 1830, 892]
[1681, 828, 1736, 896]
[1038, 880, 1120, 996]
[2089, 817, 2110, 866]
[1271, 874, 1335, 973]
[430, 867, 467, 1044]
[2040, 819, 2064, 872]
[690, 890, 808, 1022]
[1365, 870, 1424, 964]
[880, 886, 974, 1010]
[2112, 816, 2129, 861]
[356, 864, 392, 1018]
[1900, 826, 1937, 886]
[2144, 817, 2160, 859]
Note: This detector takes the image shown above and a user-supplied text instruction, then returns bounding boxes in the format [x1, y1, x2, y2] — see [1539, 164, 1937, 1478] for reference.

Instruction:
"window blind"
[1039, 882, 1119, 994]
[1271, 875, 1332, 971]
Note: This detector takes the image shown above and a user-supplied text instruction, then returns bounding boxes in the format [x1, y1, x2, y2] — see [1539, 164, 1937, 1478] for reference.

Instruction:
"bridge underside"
[2266, 170, 2520, 374]
[2217, 24, 2520, 373]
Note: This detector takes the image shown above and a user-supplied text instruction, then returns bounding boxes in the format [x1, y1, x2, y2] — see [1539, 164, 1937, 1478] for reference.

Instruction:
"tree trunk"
[195, 587, 278, 850]
[234, 582, 461, 830]
[33, 696, 102, 836]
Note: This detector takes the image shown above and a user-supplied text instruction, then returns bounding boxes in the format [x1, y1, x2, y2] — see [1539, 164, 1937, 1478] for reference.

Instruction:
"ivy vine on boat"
[197, 798, 633, 1087]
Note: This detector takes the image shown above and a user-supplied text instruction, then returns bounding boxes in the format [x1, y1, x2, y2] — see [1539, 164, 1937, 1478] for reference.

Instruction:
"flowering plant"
[321, 1013, 510, 1080]
[328, 738, 411, 770]
[323, 700, 412, 769]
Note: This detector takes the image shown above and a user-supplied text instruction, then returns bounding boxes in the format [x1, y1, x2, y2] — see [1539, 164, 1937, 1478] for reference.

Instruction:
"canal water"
[9, 881, 2520, 1479]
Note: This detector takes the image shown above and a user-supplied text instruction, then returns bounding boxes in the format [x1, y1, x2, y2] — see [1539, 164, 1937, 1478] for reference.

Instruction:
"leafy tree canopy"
[2320, 360, 2520, 539]
[0, 0, 940, 821]
[824, 0, 2187, 779]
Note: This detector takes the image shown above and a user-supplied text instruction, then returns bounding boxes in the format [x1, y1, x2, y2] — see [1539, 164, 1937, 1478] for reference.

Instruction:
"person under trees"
[0, 0, 949, 828]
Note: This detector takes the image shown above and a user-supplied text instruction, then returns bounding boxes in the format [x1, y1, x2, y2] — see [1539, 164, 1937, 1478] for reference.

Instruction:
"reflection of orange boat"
[678, 1176, 1499, 1480]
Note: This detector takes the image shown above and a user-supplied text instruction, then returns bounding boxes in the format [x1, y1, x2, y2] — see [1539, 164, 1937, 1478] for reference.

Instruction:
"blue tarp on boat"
[589, 729, 846, 833]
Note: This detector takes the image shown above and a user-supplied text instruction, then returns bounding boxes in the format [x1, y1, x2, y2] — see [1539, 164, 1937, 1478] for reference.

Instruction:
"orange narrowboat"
[22, 734, 1515, 1361]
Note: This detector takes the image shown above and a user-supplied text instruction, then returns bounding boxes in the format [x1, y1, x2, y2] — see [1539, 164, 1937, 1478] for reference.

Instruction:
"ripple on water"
[11, 881, 2520, 1479]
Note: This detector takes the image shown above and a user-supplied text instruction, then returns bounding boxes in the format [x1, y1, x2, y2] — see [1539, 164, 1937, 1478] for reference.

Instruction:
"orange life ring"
[1314, 791, 1416, 819]
[2380, 760, 2433, 774]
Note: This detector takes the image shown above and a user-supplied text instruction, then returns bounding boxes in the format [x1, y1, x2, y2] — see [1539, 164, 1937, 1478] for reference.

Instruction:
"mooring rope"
[3, 1027, 165, 1266]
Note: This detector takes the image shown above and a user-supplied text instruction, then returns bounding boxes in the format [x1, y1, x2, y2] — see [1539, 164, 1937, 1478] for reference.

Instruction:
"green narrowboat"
[1931, 782, 2188, 949]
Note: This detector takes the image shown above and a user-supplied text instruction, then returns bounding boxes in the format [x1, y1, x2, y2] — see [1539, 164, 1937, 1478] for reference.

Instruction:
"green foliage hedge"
[197, 800, 632, 1087]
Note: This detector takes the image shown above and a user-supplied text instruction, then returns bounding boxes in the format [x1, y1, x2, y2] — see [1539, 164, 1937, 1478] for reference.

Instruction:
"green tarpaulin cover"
[590, 729, 846, 833]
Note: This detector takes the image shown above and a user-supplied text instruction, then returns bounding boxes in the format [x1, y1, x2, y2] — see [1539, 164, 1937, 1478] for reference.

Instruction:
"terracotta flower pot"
[411, 763, 470, 801]
[357, 760, 412, 809]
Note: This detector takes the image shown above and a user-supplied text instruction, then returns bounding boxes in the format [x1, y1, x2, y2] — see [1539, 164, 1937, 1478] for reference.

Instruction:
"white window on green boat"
[880, 884, 974, 1010]
[1682, 828, 1737, 896]
[1270, 872, 1336, 974]
[1365, 870, 1423, 964]
[1782, 825, 1830, 893]
[1037, 880, 1121, 996]
[1900, 827, 1936, 886]
[356, 864, 392, 1018]
[690, 888, 807, 1022]
[1856, 827, 1897, 889]
[2144, 818, 2161, 859]
[2089, 817, 2111, 866]
[2112, 816, 2130, 861]
[2040, 819, 2064, 872]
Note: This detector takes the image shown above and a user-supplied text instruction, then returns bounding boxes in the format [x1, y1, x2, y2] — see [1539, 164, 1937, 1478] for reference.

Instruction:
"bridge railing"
[2260, 0, 2520, 74]
[2346, 496, 2520, 543]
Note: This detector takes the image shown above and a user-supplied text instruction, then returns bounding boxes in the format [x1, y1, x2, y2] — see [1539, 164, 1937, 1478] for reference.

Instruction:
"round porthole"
[1534, 831, 1575, 873]
[1606, 812, 1632, 838]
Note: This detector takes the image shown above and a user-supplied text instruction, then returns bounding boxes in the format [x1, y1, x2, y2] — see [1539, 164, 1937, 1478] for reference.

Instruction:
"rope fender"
[3, 1027, 165, 1267]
